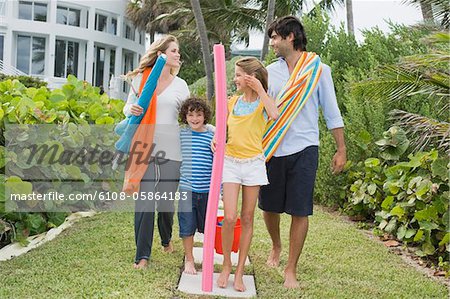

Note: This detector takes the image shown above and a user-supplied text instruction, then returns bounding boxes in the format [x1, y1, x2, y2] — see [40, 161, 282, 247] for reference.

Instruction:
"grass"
[0, 206, 447, 298]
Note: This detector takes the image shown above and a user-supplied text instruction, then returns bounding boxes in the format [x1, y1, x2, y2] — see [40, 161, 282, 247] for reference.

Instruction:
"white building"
[0, 0, 146, 98]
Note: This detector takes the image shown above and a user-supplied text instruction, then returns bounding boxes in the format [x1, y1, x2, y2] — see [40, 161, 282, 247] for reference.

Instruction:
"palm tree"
[403, 0, 450, 28]
[354, 32, 449, 153]
[126, 0, 184, 43]
[156, 0, 264, 55]
[420, 0, 434, 22]
[260, 0, 304, 17]
[189, 0, 214, 101]
[315, 0, 354, 35]
[345, 0, 354, 35]
[260, 0, 276, 61]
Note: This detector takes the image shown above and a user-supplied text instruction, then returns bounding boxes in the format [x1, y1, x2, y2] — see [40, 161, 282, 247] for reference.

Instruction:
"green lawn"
[0, 207, 447, 298]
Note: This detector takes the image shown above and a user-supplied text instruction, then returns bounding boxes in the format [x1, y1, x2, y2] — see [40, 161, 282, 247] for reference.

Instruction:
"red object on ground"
[214, 216, 241, 254]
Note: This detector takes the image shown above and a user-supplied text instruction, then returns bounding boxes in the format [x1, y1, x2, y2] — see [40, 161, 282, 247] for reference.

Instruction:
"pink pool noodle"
[202, 44, 227, 292]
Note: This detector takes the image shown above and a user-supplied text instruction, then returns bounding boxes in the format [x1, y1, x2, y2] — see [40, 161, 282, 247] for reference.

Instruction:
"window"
[95, 13, 107, 32]
[18, 1, 31, 20]
[94, 46, 105, 87]
[56, 6, 80, 27]
[67, 8, 80, 27]
[0, 0, 6, 16]
[139, 32, 145, 45]
[16, 35, 45, 75]
[54, 40, 79, 78]
[110, 18, 117, 35]
[123, 52, 134, 92]
[0, 35, 4, 61]
[110, 49, 115, 77]
[19, 1, 47, 22]
[125, 23, 135, 41]
[33, 2, 46, 21]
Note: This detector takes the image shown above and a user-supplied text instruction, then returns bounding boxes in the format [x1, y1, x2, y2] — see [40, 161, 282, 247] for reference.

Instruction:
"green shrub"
[343, 127, 449, 261]
[0, 74, 48, 89]
[189, 56, 241, 98]
[0, 75, 125, 246]
[179, 61, 205, 86]
[312, 20, 433, 206]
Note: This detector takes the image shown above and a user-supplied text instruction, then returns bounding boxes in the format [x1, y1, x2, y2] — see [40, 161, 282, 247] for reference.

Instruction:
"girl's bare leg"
[217, 183, 240, 288]
[234, 185, 259, 292]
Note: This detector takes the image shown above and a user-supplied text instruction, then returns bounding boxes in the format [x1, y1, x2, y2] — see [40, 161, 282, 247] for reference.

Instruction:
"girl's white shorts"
[222, 155, 269, 186]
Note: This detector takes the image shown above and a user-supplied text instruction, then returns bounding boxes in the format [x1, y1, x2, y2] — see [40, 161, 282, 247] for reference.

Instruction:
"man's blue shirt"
[267, 57, 344, 157]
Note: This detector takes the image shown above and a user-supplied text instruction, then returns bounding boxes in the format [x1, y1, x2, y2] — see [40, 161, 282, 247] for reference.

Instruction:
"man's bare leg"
[263, 211, 282, 267]
[284, 215, 308, 288]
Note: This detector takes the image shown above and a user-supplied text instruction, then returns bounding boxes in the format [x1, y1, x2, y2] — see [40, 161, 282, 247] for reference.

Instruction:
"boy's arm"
[212, 97, 233, 152]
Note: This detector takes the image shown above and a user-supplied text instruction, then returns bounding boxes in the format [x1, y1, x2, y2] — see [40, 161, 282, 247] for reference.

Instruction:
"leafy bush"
[343, 126, 449, 260]
[0, 75, 125, 246]
[0, 74, 48, 89]
[309, 15, 435, 206]
[189, 56, 241, 97]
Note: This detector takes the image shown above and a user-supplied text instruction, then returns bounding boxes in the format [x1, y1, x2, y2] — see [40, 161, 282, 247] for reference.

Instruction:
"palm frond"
[353, 32, 450, 117]
[206, 7, 263, 29]
[354, 64, 449, 101]
[313, 0, 345, 12]
[401, 52, 450, 73]
[424, 31, 450, 44]
[259, 0, 305, 17]
[389, 109, 450, 153]
[126, 0, 186, 33]
[403, 0, 450, 28]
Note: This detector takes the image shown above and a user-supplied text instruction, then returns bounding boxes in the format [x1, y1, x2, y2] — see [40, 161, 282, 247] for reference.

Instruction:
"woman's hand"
[244, 74, 265, 95]
[130, 104, 144, 116]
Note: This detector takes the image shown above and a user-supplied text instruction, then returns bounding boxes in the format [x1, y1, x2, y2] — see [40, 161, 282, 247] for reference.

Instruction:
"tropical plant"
[404, 0, 450, 28]
[314, 0, 354, 35]
[0, 76, 125, 247]
[126, 0, 184, 43]
[260, 0, 276, 61]
[189, 0, 214, 101]
[311, 15, 434, 207]
[354, 32, 449, 153]
[389, 110, 449, 153]
[155, 0, 263, 54]
[343, 127, 449, 262]
[0, 75, 47, 89]
[177, 40, 206, 85]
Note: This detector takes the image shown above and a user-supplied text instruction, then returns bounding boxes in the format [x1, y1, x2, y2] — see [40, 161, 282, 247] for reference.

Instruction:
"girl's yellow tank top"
[225, 95, 266, 159]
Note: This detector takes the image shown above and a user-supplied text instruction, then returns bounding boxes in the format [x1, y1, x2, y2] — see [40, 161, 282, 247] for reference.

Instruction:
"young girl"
[215, 57, 278, 291]
[178, 98, 214, 275]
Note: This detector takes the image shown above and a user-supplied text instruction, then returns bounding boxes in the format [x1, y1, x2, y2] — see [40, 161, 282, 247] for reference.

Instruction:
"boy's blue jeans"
[177, 190, 209, 238]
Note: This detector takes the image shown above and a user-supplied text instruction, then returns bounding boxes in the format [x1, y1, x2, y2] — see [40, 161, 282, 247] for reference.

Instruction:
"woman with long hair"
[123, 35, 190, 269]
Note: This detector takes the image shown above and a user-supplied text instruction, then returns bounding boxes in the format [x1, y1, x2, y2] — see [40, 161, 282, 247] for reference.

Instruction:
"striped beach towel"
[263, 52, 323, 161]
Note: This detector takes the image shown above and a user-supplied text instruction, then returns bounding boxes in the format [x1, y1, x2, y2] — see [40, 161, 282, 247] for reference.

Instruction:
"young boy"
[178, 97, 214, 274]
